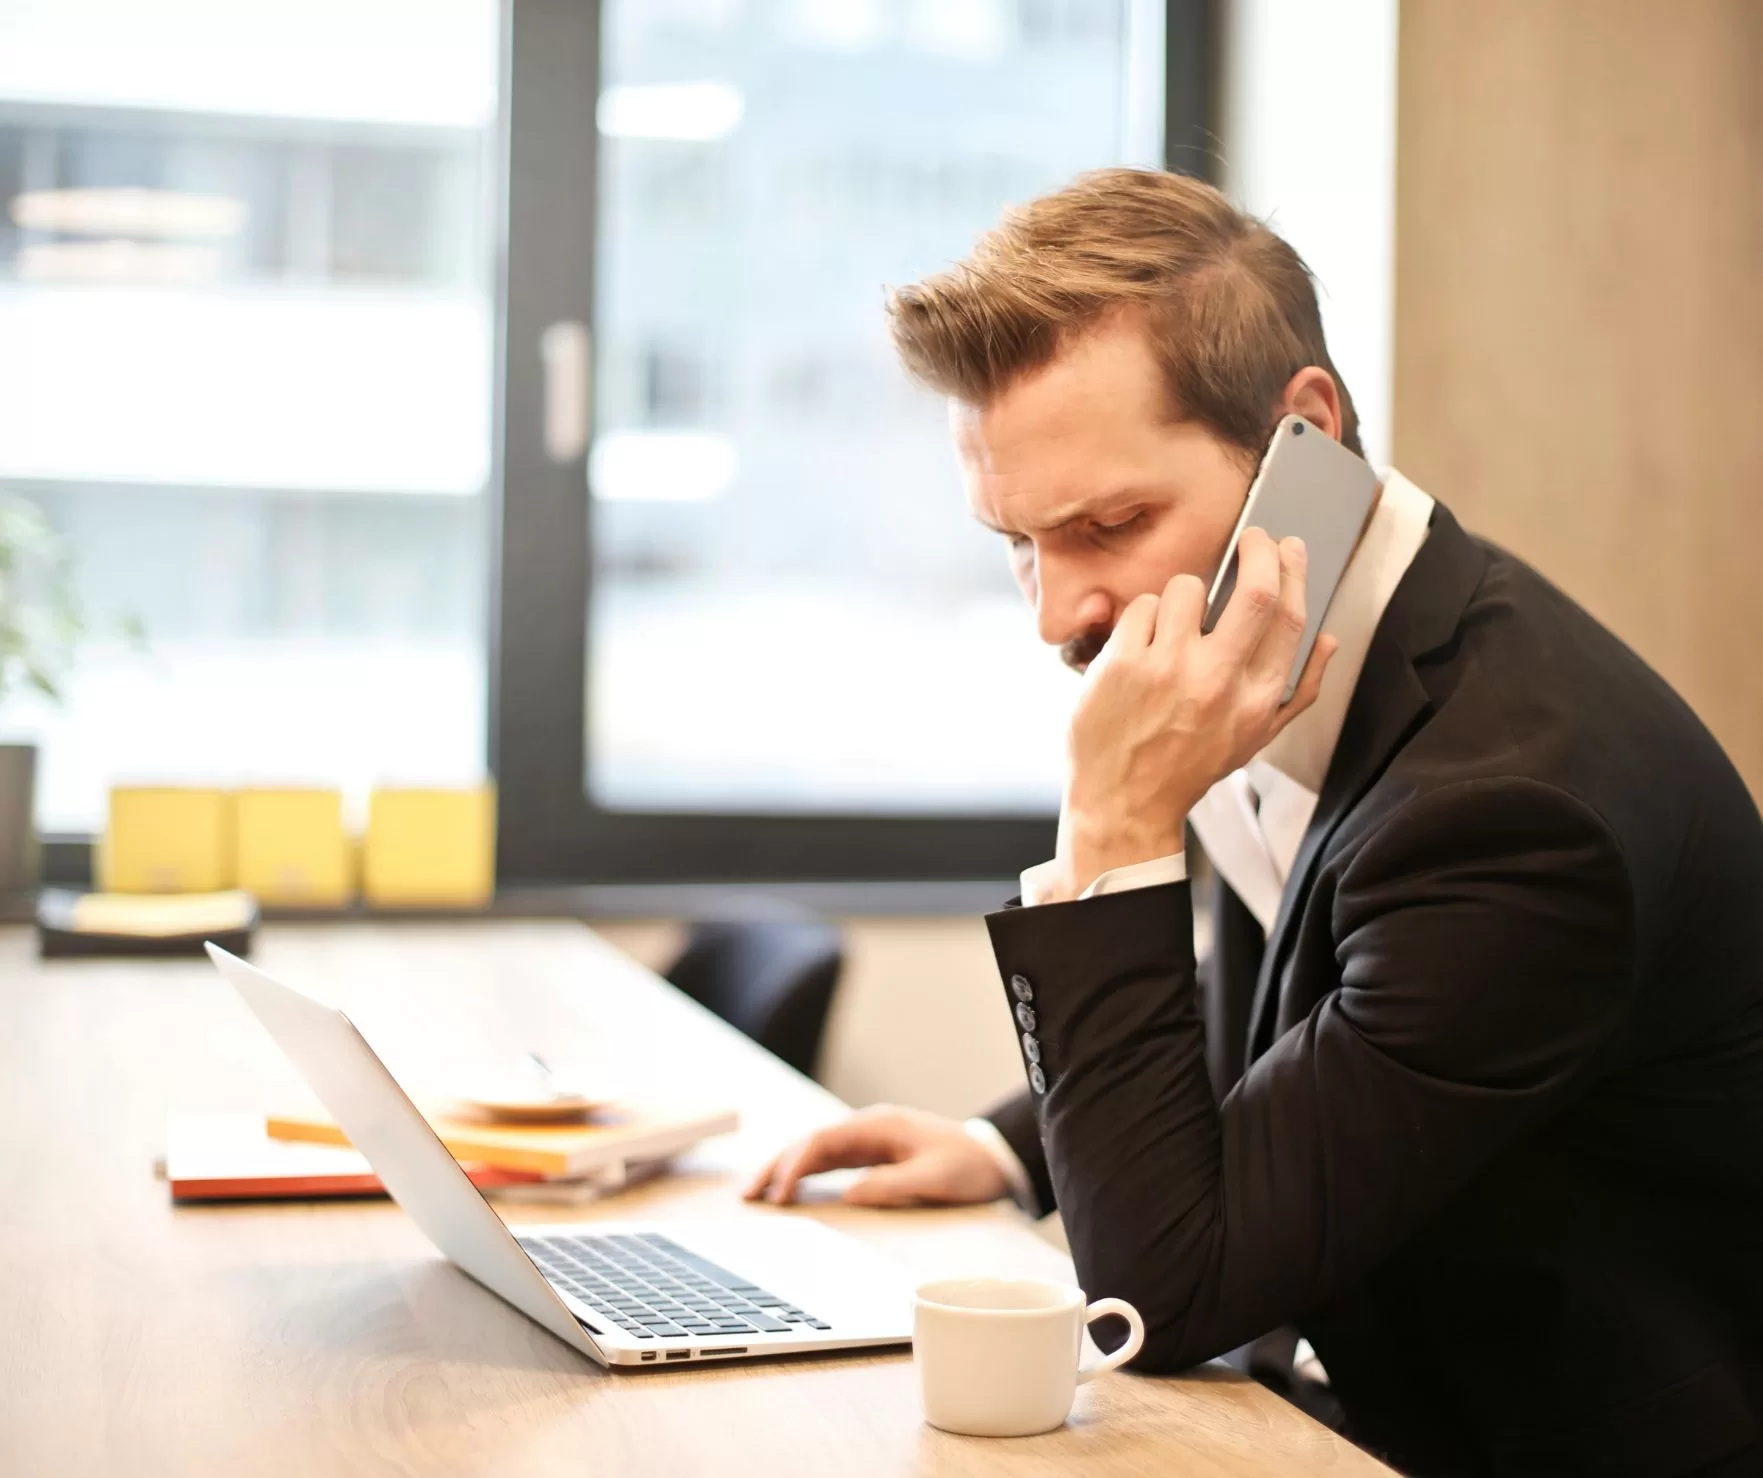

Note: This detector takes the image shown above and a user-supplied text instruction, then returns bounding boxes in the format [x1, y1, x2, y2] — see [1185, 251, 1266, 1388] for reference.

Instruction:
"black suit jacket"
[984, 503, 1763, 1477]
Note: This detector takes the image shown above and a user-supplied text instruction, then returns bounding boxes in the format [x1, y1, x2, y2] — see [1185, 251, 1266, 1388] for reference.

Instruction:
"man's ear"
[1277, 367, 1344, 442]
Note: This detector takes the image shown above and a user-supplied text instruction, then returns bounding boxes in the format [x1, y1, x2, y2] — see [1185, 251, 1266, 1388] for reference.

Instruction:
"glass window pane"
[0, 0, 499, 831]
[591, 0, 1154, 816]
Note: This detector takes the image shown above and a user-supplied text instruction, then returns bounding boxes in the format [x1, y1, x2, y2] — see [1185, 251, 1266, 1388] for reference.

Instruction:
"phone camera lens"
[1292, 421, 1306, 435]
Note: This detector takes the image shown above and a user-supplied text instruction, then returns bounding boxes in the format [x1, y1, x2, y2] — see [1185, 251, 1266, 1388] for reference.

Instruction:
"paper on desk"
[73, 890, 257, 938]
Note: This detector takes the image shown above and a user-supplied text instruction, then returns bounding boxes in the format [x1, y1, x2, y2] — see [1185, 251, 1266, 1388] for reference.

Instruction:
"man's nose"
[1034, 557, 1110, 647]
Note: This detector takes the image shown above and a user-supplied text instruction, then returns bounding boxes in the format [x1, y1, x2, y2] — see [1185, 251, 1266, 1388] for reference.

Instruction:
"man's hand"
[743, 1105, 1009, 1207]
[1055, 527, 1338, 899]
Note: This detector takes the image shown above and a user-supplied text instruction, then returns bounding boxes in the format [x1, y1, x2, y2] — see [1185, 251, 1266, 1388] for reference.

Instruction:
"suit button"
[1029, 1063, 1047, 1094]
[1010, 974, 1034, 1003]
[1014, 1002, 1037, 1033]
[1021, 1034, 1040, 1064]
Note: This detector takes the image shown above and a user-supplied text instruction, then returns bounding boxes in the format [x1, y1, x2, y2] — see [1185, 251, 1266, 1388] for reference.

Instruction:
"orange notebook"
[164, 1113, 541, 1202]
[265, 1103, 739, 1179]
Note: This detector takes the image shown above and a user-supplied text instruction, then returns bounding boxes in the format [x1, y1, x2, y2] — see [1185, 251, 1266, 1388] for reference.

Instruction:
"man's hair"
[887, 167, 1362, 460]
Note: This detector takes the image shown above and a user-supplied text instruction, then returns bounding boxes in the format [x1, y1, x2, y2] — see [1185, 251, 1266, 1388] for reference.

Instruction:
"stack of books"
[161, 1103, 738, 1203]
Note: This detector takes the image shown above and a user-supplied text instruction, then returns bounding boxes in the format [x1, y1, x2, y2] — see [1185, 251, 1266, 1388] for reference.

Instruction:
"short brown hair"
[887, 167, 1362, 460]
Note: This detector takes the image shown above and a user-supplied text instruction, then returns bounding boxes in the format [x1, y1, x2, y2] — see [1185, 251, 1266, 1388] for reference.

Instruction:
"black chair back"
[663, 916, 844, 1080]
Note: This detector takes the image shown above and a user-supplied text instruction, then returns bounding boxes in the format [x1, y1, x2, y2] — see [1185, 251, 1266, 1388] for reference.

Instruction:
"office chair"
[663, 913, 845, 1080]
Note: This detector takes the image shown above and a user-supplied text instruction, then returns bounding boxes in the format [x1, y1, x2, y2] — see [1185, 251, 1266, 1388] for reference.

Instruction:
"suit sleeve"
[984, 778, 1636, 1371]
[983, 1089, 1057, 1217]
[984, 874, 1234, 1220]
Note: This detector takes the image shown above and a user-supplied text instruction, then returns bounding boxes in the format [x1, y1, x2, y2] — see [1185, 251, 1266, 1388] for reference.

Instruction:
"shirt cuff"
[1018, 851, 1188, 906]
[962, 1116, 1035, 1209]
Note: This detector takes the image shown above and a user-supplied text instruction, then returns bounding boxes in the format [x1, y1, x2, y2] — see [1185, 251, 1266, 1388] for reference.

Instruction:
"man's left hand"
[1052, 527, 1337, 900]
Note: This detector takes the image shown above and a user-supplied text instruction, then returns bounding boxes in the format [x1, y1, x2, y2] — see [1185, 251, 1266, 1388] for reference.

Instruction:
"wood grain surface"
[0, 921, 1390, 1477]
[1394, 0, 1763, 793]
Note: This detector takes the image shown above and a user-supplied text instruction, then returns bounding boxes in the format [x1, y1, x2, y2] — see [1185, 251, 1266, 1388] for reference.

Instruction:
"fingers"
[1247, 535, 1311, 688]
[1094, 592, 1159, 668]
[742, 1149, 785, 1202]
[1268, 633, 1338, 740]
[1152, 572, 1207, 651]
[744, 1119, 898, 1205]
[749, 1133, 837, 1205]
[1209, 527, 1284, 661]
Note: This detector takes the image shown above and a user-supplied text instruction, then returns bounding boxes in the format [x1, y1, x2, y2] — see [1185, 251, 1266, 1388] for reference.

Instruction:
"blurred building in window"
[590, 0, 1151, 814]
[0, 0, 499, 831]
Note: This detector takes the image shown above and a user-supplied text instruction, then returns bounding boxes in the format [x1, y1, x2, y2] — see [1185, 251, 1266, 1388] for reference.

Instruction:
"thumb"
[844, 1159, 935, 1208]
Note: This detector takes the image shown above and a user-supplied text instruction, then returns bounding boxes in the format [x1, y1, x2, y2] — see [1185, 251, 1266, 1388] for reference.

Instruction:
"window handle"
[539, 320, 590, 464]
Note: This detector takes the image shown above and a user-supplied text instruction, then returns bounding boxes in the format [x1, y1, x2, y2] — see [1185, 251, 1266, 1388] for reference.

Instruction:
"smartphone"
[1202, 414, 1381, 701]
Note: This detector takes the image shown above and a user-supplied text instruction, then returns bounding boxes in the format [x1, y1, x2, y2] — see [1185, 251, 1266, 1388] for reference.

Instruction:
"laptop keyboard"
[522, 1231, 831, 1340]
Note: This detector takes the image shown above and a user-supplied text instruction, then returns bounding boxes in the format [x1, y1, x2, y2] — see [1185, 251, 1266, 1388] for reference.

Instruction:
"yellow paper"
[362, 785, 496, 907]
[102, 787, 234, 893]
[234, 789, 352, 906]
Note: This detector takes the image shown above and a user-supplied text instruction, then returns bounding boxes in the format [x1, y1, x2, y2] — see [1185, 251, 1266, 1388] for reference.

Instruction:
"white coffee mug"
[913, 1277, 1146, 1437]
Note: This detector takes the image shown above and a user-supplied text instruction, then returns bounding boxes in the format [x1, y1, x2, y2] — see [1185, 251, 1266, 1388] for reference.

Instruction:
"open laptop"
[206, 943, 913, 1368]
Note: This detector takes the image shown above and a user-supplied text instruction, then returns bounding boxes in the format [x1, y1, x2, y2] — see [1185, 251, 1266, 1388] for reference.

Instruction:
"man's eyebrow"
[973, 490, 1160, 537]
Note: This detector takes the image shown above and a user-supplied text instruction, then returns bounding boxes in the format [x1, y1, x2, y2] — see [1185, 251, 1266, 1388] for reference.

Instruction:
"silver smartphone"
[1202, 414, 1381, 701]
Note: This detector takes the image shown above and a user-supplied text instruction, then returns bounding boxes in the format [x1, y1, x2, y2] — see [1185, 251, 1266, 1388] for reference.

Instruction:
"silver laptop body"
[206, 943, 913, 1368]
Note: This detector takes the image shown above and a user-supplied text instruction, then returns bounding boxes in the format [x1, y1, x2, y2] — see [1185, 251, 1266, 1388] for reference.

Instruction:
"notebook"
[264, 1102, 740, 1179]
[161, 1112, 541, 1202]
[39, 889, 257, 959]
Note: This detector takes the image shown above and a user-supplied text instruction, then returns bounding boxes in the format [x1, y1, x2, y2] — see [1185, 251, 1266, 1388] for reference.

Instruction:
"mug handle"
[1075, 1298, 1145, 1385]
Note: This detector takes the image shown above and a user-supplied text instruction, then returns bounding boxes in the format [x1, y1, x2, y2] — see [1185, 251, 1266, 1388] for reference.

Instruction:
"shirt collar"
[1256, 467, 1435, 794]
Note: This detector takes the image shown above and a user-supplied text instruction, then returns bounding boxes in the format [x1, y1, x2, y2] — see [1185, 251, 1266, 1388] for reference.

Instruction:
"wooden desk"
[0, 922, 1390, 1477]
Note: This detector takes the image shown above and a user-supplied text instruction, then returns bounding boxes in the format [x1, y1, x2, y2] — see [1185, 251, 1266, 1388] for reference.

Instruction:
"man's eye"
[1093, 512, 1146, 540]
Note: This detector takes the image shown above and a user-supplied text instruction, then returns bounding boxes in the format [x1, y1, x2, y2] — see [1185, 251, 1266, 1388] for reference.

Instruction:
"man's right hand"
[743, 1104, 1009, 1207]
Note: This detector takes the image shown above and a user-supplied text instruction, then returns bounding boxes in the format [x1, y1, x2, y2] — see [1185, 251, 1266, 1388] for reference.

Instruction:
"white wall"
[1219, 0, 1399, 465]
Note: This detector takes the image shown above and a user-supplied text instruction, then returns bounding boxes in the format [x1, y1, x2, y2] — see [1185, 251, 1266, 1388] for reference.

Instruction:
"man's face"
[955, 317, 1255, 672]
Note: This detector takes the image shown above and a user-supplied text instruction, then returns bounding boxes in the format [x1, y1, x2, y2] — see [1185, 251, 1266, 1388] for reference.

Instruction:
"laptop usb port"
[665, 1350, 691, 1361]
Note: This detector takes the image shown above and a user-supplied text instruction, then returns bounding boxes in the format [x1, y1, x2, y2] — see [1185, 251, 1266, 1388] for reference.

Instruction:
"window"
[495, 0, 1209, 882]
[5, 0, 1211, 885]
[588, 0, 1156, 816]
[0, 0, 500, 833]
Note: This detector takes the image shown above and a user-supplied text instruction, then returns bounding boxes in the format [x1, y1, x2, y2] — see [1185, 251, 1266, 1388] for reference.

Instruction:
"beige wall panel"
[1394, 0, 1763, 790]
[592, 915, 1026, 1119]
[817, 915, 1027, 1119]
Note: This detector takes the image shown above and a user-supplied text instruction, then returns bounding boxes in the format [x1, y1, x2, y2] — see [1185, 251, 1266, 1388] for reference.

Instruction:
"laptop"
[206, 943, 913, 1368]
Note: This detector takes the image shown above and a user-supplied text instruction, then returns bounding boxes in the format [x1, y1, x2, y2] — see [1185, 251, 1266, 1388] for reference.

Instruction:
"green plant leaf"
[23, 662, 62, 705]
[0, 492, 83, 711]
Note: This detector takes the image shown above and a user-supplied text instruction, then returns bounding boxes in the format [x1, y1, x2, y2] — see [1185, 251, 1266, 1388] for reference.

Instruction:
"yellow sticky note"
[102, 788, 234, 894]
[363, 786, 496, 907]
[235, 790, 352, 907]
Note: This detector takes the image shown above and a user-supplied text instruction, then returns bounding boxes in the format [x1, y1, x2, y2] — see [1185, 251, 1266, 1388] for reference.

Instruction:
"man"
[746, 169, 1763, 1475]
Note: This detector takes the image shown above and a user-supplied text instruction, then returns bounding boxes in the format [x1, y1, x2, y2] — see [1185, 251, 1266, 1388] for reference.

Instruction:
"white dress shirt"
[968, 469, 1436, 1202]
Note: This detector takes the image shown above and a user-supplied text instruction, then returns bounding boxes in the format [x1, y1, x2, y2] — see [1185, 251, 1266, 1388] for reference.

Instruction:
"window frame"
[490, 0, 1219, 886]
[38, 0, 1218, 890]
